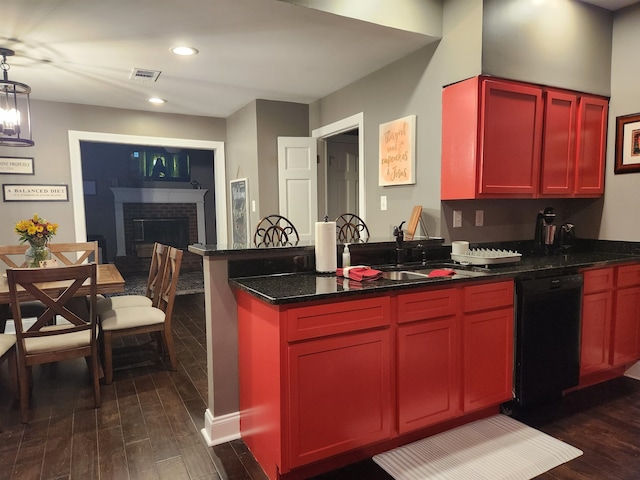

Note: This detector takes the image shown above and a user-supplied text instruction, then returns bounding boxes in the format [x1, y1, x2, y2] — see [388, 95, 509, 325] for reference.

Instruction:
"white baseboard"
[201, 409, 241, 446]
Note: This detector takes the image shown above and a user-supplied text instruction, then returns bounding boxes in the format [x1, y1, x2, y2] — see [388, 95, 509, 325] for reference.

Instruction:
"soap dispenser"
[342, 243, 351, 268]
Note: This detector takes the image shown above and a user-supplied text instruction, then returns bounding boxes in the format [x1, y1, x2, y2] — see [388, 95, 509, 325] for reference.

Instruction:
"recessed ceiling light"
[148, 97, 166, 105]
[171, 46, 199, 56]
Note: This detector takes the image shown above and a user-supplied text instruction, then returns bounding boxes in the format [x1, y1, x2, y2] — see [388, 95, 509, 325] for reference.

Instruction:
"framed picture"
[3, 184, 69, 202]
[379, 115, 416, 186]
[615, 113, 640, 174]
[0, 156, 34, 175]
[230, 178, 249, 246]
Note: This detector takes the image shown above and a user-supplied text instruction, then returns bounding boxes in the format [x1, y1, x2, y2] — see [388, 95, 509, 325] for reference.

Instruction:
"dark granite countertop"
[230, 251, 640, 305]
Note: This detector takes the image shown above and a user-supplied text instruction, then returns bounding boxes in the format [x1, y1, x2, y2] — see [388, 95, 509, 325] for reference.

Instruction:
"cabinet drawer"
[616, 263, 640, 288]
[397, 287, 459, 324]
[583, 267, 614, 294]
[286, 296, 390, 342]
[463, 281, 513, 313]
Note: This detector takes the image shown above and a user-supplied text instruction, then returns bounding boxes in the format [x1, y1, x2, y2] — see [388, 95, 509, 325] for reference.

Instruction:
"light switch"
[251, 200, 256, 212]
[380, 196, 387, 211]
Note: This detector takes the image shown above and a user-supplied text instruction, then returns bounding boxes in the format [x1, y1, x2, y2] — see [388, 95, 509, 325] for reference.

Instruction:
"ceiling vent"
[129, 68, 161, 83]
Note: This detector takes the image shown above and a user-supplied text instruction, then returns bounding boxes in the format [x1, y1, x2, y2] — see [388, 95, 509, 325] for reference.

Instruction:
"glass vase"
[25, 241, 51, 268]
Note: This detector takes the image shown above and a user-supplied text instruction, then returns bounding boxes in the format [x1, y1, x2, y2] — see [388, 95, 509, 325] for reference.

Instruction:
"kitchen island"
[189, 239, 640, 478]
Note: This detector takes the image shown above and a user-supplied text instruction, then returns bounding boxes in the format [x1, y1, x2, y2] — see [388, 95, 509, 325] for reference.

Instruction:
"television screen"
[130, 150, 190, 182]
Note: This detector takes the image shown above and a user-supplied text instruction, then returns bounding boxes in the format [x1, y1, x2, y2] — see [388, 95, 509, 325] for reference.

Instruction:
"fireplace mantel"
[111, 187, 208, 256]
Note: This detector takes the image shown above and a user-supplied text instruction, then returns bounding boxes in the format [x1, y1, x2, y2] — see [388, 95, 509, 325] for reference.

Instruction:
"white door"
[277, 137, 318, 242]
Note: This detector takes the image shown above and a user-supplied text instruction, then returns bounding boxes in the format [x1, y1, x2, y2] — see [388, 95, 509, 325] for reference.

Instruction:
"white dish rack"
[451, 248, 522, 266]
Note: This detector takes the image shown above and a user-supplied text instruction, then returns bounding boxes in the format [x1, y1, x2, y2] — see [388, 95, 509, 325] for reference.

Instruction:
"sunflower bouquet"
[14, 214, 58, 246]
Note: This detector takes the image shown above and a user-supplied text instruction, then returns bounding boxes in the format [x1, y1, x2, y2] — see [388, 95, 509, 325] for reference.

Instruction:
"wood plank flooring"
[2, 292, 640, 479]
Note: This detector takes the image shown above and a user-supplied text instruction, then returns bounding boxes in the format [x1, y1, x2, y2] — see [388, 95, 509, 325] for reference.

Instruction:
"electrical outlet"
[380, 195, 387, 211]
[453, 210, 462, 228]
[475, 209, 484, 227]
[251, 200, 256, 212]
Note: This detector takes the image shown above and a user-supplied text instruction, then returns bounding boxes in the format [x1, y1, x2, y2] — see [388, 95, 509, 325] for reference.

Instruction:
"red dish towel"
[427, 268, 456, 278]
[336, 266, 383, 282]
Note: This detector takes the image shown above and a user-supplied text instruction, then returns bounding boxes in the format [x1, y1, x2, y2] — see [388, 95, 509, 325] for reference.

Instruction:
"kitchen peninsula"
[190, 239, 640, 479]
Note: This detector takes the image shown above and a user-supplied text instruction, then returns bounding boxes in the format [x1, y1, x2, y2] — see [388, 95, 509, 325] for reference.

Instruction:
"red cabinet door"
[540, 90, 577, 196]
[287, 329, 391, 468]
[462, 306, 514, 412]
[397, 316, 460, 434]
[574, 95, 608, 196]
[478, 80, 543, 196]
[612, 286, 640, 366]
[580, 291, 613, 376]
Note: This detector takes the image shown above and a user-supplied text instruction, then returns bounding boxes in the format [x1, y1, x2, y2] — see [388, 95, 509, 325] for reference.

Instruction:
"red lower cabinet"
[397, 312, 460, 434]
[461, 281, 514, 413]
[287, 329, 391, 468]
[580, 263, 640, 379]
[236, 279, 515, 479]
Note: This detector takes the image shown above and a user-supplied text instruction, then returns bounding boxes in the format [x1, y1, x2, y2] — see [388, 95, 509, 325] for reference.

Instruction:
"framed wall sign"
[379, 115, 416, 186]
[0, 156, 34, 175]
[230, 178, 249, 246]
[3, 184, 69, 202]
[615, 113, 640, 174]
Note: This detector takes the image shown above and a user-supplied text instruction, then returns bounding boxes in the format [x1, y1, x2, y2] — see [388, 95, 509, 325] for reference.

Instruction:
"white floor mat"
[373, 414, 582, 480]
[624, 361, 640, 380]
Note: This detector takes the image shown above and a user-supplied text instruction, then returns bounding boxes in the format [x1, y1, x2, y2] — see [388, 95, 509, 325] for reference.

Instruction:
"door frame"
[312, 112, 365, 222]
[67, 131, 227, 245]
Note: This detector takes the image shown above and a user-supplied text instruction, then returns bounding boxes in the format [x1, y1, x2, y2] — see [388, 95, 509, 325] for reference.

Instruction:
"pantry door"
[277, 137, 318, 242]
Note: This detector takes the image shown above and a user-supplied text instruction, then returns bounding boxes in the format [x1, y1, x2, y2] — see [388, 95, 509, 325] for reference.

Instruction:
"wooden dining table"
[0, 263, 125, 331]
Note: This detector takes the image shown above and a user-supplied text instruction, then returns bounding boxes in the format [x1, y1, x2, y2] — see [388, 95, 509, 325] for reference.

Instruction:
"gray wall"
[311, 0, 615, 244]
[226, 99, 309, 235]
[482, 0, 613, 96]
[0, 100, 225, 247]
[599, 3, 640, 241]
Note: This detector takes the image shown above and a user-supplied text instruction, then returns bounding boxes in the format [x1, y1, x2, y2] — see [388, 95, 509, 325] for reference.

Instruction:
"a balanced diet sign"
[3, 184, 69, 202]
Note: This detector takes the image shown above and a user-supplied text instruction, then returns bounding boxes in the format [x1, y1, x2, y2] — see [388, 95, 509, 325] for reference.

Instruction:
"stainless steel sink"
[380, 262, 489, 281]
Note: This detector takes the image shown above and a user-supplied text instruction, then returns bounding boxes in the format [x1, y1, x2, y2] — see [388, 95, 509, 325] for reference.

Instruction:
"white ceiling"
[1, 0, 436, 118]
[579, 0, 640, 10]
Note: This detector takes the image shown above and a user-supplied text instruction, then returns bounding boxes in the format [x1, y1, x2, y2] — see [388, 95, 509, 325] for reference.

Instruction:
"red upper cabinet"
[442, 76, 543, 199]
[442, 76, 609, 200]
[574, 95, 608, 197]
[540, 89, 577, 196]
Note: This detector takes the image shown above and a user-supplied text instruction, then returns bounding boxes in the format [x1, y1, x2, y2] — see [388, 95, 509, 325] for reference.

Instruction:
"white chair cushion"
[0, 333, 16, 357]
[96, 295, 152, 315]
[100, 306, 165, 331]
[24, 325, 91, 354]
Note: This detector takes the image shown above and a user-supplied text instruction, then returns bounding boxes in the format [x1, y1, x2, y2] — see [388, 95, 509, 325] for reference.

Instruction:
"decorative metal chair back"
[336, 213, 369, 243]
[254, 215, 299, 247]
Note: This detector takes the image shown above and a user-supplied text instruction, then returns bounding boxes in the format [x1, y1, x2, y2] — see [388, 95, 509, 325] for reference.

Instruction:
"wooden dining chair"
[0, 334, 17, 431]
[0, 244, 47, 324]
[48, 241, 99, 265]
[7, 263, 101, 423]
[96, 242, 169, 316]
[336, 213, 370, 243]
[100, 247, 183, 384]
[253, 215, 299, 247]
[0, 244, 29, 269]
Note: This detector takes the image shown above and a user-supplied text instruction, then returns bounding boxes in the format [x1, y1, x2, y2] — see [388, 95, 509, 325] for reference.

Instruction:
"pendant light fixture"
[0, 47, 34, 147]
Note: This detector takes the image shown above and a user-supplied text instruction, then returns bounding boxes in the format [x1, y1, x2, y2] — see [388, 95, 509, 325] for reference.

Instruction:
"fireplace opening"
[132, 217, 189, 256]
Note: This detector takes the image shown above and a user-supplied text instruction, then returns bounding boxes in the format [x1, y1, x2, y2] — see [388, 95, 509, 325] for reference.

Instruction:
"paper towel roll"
[315, 221, 337, 273]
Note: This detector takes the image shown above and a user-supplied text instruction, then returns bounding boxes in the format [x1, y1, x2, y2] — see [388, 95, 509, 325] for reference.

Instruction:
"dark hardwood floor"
[2, 293, 640, 479]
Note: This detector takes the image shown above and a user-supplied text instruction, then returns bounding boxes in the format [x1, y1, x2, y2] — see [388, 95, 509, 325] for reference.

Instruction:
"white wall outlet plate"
[475, 209, 484, 227]
[380, 195, 387, 211]
[453, 210, 462, 228]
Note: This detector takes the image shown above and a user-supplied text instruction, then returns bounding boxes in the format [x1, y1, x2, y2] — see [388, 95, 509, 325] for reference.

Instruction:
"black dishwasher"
[514, 273, 583, 406]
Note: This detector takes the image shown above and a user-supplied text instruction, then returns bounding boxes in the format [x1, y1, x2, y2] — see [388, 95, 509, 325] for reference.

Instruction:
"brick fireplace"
[110, 187, 208, 274]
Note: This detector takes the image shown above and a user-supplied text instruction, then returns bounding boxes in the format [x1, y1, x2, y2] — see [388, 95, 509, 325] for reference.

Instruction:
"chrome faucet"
[393, 221, 405, 266]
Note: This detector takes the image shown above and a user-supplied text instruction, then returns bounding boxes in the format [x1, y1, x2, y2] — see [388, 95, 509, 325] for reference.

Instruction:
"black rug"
[115, 270, 204, 297]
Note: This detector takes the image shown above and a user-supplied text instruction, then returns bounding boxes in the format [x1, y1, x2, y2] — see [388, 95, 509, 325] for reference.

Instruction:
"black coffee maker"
[534, 207, 556, 254]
